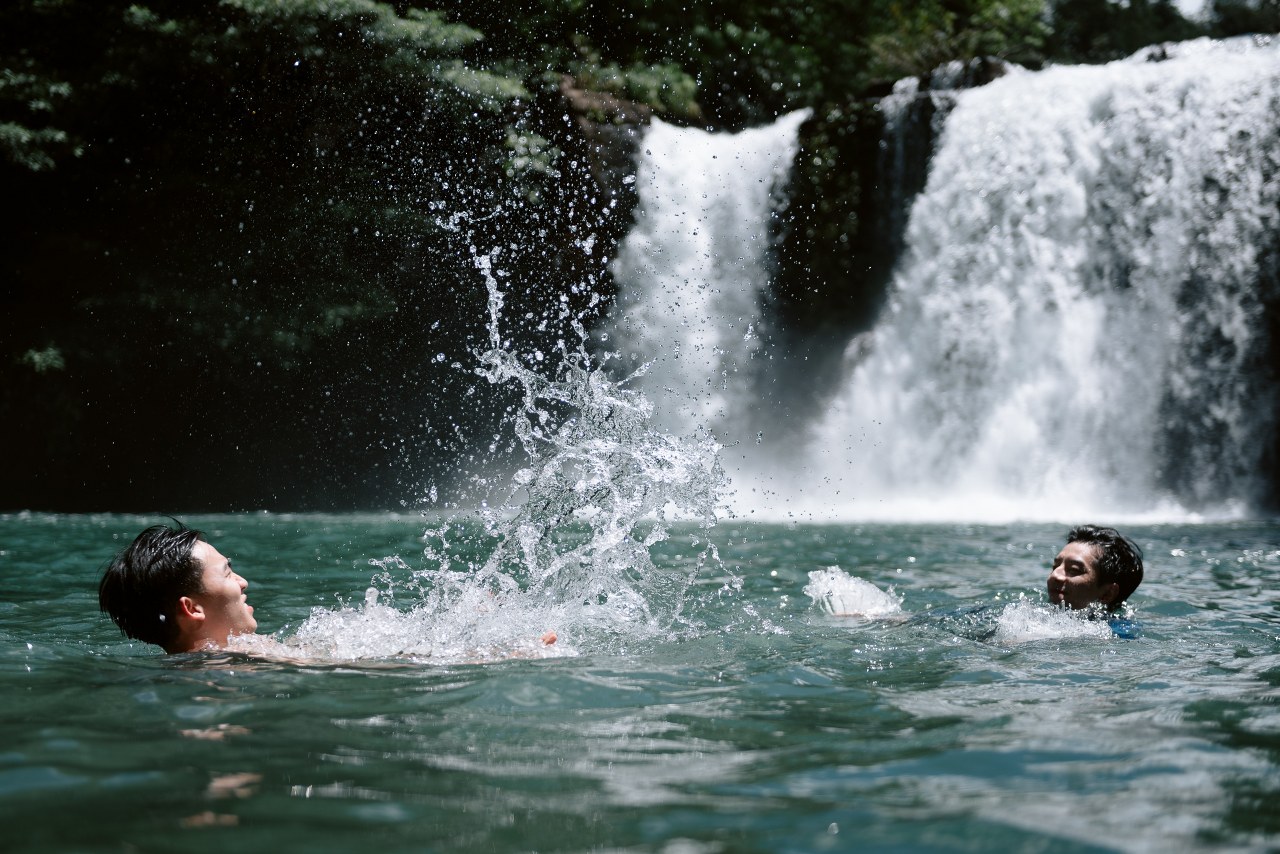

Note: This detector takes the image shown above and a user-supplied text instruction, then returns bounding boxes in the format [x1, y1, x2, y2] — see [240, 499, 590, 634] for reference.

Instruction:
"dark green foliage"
[0, 0, 575, 510]
[867, 0, 1050, 80]
[1046, 0, 1204, 62]
[1211, 0, 1280, 35]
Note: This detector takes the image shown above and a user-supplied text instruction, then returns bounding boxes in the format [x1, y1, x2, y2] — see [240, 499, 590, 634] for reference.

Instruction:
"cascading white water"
[607, 39, 1278, 521]
[607, 111, 810, 444]
[792, 37, 1280, 521]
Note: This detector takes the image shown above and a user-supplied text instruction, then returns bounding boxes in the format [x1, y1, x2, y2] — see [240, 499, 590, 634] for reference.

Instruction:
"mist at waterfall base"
[609, 37, 1280, 523]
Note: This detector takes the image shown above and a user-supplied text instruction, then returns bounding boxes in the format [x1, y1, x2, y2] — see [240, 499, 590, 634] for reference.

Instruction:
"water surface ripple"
[2, 514, 1277, 852]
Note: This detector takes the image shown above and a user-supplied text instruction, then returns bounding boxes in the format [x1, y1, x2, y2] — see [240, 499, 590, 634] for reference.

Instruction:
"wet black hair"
[98, 523, 205, 649]
[1066, 524, 1144, 611]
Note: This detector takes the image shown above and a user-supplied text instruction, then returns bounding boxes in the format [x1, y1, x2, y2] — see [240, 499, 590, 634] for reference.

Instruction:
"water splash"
[804, 567, 903, 618]
[799, 571, 1115, 642]
[238, 249, 731, 664]
[234, 558, 567, 663]
[992, 599, 1116, 644]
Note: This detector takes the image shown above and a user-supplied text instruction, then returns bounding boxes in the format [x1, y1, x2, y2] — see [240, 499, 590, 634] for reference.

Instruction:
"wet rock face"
[765, 58, 1017, 428]
[557, 75, 651, 209]
[529, 75, 654, 339]
[559, 75, 655, 125]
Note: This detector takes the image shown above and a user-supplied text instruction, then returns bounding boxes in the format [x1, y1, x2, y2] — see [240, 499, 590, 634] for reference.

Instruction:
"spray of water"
[992, 598, 1116, 644]
[234, 248, 731, 663]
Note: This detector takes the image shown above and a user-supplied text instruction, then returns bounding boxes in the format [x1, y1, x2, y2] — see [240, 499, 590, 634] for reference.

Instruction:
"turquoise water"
[2, 513, 1279, 852]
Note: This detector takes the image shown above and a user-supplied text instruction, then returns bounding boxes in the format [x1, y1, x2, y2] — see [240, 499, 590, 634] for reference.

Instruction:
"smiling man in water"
[1047, 524, 1144, 612]
[99, 523, 257, 653]
[100, 523, 558, 656]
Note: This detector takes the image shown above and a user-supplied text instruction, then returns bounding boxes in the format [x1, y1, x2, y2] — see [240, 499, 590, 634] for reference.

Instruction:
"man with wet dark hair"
[99, 523, 257, 653]
[1047, 524, 1144, 612]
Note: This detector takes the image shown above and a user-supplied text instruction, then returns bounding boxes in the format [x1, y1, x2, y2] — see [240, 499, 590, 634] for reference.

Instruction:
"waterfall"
[607, 38, 1279, 521]
[802, 37, 1280, 520]
[607, 111, 810, 448]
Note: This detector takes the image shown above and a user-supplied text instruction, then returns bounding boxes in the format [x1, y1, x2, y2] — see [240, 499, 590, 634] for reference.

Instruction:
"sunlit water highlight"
[4, 514, 1278, 852]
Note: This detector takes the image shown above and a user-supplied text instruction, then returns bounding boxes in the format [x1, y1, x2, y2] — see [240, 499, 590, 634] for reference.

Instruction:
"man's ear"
[1099, 582, 1120, 606]
[177, 596, 205, 624]
[165, 595, 207, 654]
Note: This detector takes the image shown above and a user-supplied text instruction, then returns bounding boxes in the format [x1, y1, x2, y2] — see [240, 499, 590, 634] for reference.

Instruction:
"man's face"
[189, 540, 257, 644]
[1047, 541, 1116, 610]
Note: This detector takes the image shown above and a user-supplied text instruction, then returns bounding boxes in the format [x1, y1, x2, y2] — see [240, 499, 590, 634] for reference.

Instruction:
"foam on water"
[232, 567, 569, 663]
[801, 569, 1120, 643]
[991, 598, 1116, 644]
